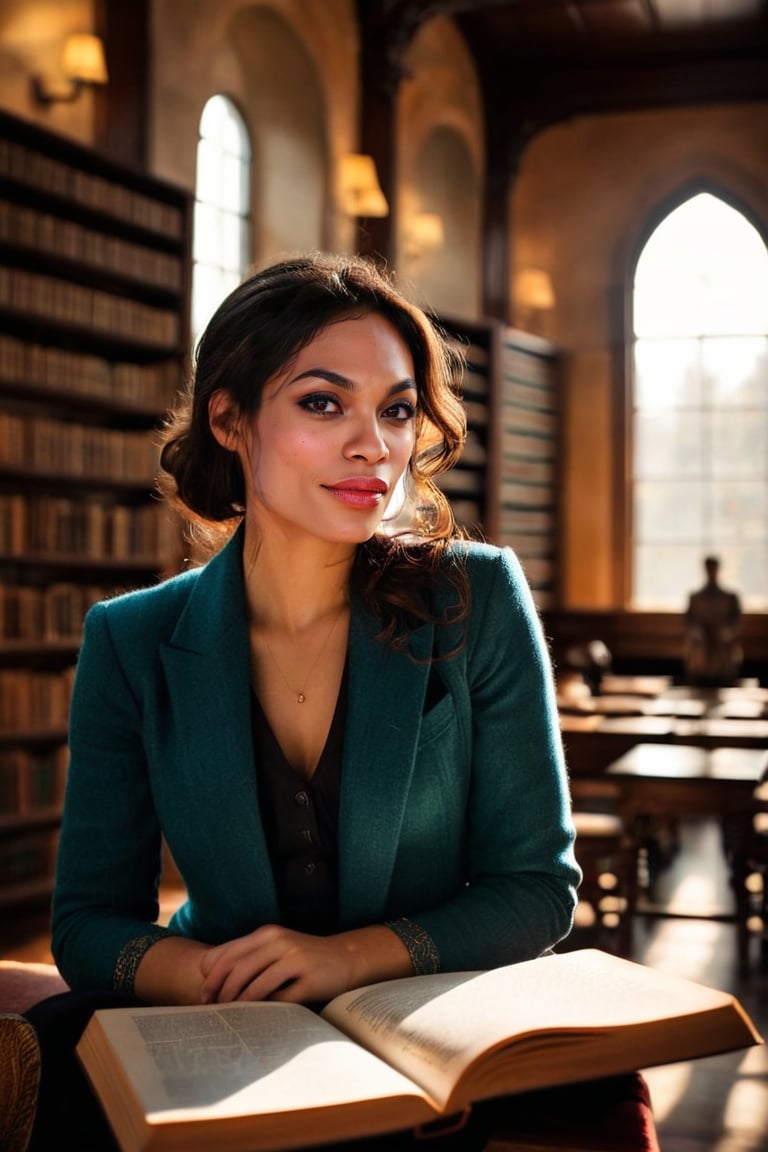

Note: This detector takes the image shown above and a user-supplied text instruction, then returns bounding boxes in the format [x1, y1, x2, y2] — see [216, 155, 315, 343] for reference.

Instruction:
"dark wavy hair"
[158, 251, 470, 649]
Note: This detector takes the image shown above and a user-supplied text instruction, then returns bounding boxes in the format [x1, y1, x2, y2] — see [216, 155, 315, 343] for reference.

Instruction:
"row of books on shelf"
[448, 335, 488, 369]
[502, 430, 556, 463]
[0, 334, 181, 408]
[0, 137, 184, 239]
[0, 495, 178, 561]
[0, 744, 68, 816]
[454, 343, 489, 395]
[499, 483, 552, 510]
[498, 507, 555, 536]
[500, 456, 555, 485]
[463, 398, 487, 428]
[501, 339, 556, 386]
[0, 268, 179, 347]
[502, 382, 554, 423]
[0, 199, 182, 292]
[459, 430, 487, 467]
[437, 469, 484, 497]
[501, 399, 556, 437]
[447, 499, 483, 530]
[0, 666, 74, 731]
[1, 581, 114, 641]
[460, 367, 488, 400]
[515, 550, 555, 589]
[0, 413, 160, 478]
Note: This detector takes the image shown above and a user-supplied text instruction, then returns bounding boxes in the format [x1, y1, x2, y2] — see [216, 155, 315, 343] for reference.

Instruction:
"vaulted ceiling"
[365, 0, 768, 64]
[355, 0, 768, 312]
[360, 0, 768, 163]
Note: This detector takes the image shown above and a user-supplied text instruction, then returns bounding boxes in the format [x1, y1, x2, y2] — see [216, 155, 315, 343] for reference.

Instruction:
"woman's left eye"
[382, 400, 417, 421]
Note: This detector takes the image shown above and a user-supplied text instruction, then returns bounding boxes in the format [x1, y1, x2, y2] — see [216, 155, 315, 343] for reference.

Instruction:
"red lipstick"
[323, 477, 388, 508]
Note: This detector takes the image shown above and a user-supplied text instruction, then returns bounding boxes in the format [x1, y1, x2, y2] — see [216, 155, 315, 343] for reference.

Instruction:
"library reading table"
[605, 743, 768, 970]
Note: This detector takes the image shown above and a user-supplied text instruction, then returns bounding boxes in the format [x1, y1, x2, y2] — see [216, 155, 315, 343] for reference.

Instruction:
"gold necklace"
[261, 610, 343, 704]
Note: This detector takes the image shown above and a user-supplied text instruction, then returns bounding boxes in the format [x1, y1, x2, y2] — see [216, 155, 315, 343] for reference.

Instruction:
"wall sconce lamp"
[31, 34, 108, 105]
[340, 154, 389, 218]
[404, 212, 444, 259]
[515, 268, 556, 311]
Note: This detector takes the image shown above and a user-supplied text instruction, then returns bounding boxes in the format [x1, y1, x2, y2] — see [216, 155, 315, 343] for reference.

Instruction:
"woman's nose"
[343, 418, 390, 462]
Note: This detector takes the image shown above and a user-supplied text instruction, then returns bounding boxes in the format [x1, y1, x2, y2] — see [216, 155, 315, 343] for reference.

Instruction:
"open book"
[76, 948, 762, 1152]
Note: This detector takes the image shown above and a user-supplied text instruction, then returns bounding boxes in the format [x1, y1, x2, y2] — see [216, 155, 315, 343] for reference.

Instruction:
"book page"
[79, 1001, 437, 1129]
[322, 949, 761, 1110]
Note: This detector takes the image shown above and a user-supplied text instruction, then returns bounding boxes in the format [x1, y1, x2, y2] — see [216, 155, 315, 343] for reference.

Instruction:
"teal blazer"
[52, 530, 580, 991]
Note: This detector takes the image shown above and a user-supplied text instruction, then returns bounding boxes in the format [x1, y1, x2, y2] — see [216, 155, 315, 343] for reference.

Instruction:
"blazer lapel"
[339, 601, 433, 926]
[158, 531, 280, 918]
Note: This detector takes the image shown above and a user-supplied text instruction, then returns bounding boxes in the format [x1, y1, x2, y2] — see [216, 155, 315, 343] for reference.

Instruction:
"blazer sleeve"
[51, 600, 173, 990]
[397, 545, 581, 971]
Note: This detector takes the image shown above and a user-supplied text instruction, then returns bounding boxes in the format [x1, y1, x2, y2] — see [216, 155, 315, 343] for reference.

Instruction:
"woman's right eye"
[298, 392, 342, 415]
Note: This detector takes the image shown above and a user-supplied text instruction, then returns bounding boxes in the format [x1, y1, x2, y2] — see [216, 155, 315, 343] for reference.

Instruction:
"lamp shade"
[340, 154, 389, 218]
[515, 268, 555, 310]
[62, 34, 108, 84]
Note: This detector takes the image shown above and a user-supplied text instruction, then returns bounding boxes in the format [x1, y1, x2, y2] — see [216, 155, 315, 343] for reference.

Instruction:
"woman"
[9, 252, 580, 1150]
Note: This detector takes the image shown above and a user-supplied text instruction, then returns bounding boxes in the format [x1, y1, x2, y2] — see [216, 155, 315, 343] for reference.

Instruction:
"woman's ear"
[209, 389, 241, 451]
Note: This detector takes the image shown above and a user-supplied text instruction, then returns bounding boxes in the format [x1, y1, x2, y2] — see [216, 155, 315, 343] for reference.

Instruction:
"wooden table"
[605, 743, 768, 970]
[560, 715, 674, 778]
[598, 674, 672, 697]
[671, 717, 768, 748]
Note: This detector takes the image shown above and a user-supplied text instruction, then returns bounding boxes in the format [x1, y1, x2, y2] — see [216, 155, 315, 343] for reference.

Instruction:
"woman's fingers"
[200, 926, 353, 1004]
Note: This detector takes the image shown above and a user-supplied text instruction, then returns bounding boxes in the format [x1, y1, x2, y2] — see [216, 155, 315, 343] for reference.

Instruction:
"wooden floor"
[566, 817, 768, 1152]
[1, 817, 766, 1152]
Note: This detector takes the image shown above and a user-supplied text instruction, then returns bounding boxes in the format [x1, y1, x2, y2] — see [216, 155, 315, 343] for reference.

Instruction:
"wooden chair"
[572, 809, 624, 939]
[741, 786, 768, 969]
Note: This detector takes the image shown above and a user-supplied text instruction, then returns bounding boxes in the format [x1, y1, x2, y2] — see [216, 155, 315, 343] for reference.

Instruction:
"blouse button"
[295, 790, 309, 806]
[304, 861, 316, 875]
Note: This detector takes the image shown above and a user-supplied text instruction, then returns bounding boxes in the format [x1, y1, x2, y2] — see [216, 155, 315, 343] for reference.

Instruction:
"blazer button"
[294, 790, 309, 806]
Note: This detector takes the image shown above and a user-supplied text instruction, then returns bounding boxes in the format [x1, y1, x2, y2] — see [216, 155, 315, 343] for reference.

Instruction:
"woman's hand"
[200, 923, 412, 1005]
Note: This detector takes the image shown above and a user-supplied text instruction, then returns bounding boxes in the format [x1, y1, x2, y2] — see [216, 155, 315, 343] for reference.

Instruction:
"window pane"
[192, 95, 252, 348]
[710, 480, 768, 542]
[634, 543, 704, 609]
[191, 264, 240, 341]
[702, 336, 768, 406]
[729, 545, 768, 607]
[195, 138, 223, 206]
[707, 410, 767, 477]
[632, 193, 768, 611]
[634, 410, 704, 478]
[635, 480, 704, 542]
[634, 339, 702, 409]
[634, 192, 768, 338]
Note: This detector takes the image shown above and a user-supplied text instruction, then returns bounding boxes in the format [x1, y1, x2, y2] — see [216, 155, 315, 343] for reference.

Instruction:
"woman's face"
[241, 313, 418, 545]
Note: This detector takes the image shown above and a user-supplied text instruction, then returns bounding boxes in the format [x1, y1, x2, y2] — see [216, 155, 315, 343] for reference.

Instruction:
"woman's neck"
[242, 526, 355, 632]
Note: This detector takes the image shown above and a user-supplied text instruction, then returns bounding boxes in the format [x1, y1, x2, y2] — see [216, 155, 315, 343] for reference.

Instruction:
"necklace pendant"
[297, 692, 306, 704]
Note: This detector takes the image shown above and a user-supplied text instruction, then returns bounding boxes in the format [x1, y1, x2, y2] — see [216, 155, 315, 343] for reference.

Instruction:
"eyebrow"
[290, 368, 417, 395]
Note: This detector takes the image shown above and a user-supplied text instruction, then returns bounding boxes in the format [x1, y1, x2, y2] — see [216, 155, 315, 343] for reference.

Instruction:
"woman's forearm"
[133, 935, 211, 1005]
[336, 923, 414, 988]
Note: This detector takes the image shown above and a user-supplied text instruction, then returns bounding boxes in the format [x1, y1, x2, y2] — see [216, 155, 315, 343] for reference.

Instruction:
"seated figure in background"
[684, 555, 743, 687]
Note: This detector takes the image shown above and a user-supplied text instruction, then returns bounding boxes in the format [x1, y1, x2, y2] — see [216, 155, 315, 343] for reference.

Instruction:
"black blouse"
[250, 669, 347, 935]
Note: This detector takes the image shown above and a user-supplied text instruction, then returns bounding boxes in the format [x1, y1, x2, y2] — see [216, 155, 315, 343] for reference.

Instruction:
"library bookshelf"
[0, 109, 192, 915]
[438, 315, 561, 611]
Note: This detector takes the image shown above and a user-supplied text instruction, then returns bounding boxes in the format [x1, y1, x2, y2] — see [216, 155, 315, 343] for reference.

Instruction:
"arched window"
[191, 95, 252, 349]
[631, 192, 768, 610]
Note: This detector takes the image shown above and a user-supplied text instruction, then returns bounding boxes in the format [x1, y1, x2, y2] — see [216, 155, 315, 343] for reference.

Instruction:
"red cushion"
[0, 961, 69, 1015]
